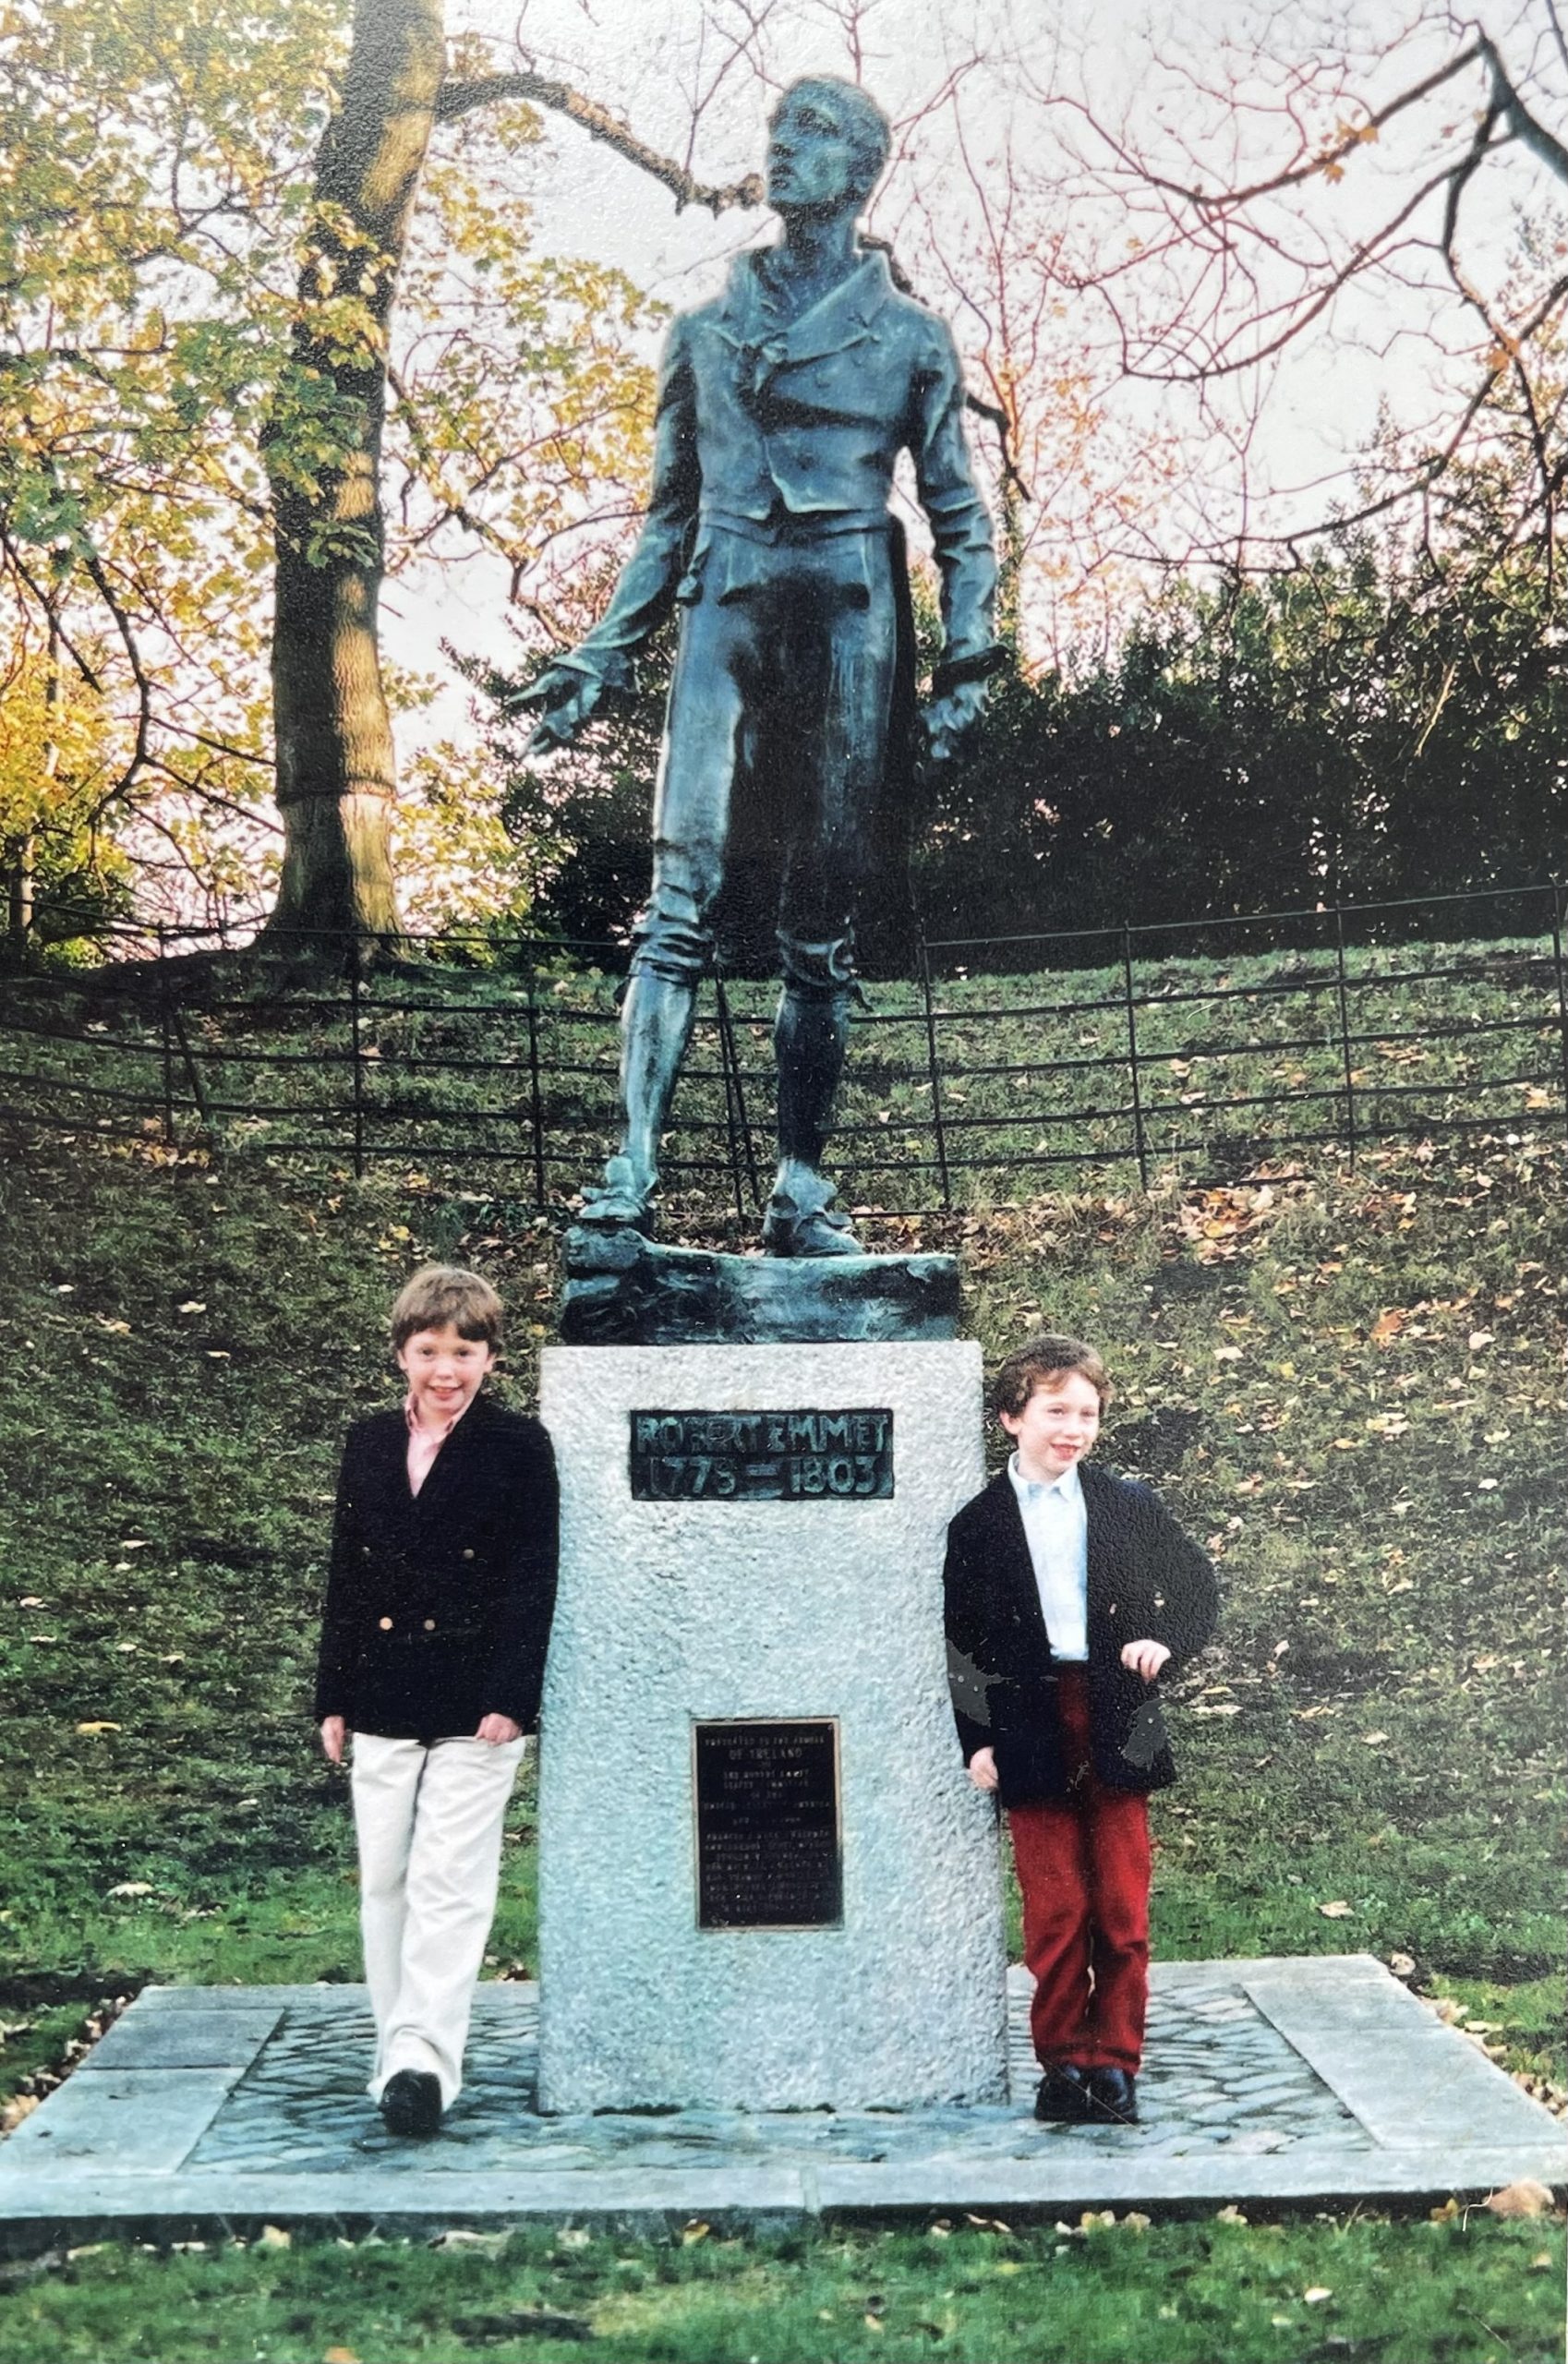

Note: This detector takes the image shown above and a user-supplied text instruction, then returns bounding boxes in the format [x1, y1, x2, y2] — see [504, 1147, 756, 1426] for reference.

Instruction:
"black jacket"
[943, 1461, 1218, 1805]
[314, 1393, 560, 1742]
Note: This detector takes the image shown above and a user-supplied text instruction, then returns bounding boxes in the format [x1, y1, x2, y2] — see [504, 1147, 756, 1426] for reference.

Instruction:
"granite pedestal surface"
[534, 1339, 1007, 2113]
[1, 1960, 1562, 2248]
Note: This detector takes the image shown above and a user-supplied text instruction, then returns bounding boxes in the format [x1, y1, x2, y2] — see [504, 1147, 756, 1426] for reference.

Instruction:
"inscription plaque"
[693, 1719, 842, 1930]
[630, 1407, 893, 1502]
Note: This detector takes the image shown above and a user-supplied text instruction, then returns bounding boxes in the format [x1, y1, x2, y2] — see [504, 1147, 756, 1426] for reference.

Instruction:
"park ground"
[0, 1025, 1563, 2360]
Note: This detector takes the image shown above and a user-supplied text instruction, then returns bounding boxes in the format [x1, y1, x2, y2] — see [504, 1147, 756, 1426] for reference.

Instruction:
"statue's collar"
[718, 245, 893, 358]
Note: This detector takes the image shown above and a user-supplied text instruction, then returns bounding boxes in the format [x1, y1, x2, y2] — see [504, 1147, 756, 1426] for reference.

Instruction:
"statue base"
[560, 1225, 959, 1346]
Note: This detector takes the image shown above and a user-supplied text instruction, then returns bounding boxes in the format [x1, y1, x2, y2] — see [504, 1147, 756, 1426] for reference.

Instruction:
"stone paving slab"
[0, 1957, 1562, 2247]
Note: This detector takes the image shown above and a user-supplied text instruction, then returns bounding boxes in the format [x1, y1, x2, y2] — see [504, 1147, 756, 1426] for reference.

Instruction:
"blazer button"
[424, 1618, 437, 1632]
[362, 1546, 371, 1559]
[378, 1616, 393, 1631]
[462, 1549, 475, 1561]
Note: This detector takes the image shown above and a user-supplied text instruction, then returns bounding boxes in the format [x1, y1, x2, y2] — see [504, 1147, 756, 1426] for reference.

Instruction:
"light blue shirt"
[1008, 1453, 1089, 1662]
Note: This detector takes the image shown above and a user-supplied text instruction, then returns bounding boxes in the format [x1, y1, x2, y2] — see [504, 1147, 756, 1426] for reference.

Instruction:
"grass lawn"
[0, 2215, 1562, 2363]
[0, 988, 1562, 2358]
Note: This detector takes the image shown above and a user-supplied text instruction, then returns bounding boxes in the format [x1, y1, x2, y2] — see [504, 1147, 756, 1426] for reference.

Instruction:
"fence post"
[156, 923, 175, 1144]
[347, 943, 367, 1180]
[1549, 881, 1568, 1143]
[524, 961, 548, 1209]
[1121, 926, 1149, 1190]
[1333, 906, 1357, 1168]
[918, 937, 953, 1212]
[713, 975, 757, 1219]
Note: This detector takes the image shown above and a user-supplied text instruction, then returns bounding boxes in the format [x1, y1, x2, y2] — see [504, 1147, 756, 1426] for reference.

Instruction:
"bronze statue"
[521, 77, 999, 1255]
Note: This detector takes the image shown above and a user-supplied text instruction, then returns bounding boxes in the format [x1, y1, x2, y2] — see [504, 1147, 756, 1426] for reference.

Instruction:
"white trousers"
[350, 1730, 525, 2107]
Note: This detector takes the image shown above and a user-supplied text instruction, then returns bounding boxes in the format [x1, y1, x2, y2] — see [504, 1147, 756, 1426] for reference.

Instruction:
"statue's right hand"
[511, 664, 605, 754]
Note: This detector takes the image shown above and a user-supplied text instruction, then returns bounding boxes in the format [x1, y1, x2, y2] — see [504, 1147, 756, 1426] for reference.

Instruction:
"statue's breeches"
[630, 529, 899, 994]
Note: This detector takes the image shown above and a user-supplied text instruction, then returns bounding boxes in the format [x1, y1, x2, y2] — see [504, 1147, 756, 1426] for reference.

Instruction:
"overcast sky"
[384, 0, 1558, 725]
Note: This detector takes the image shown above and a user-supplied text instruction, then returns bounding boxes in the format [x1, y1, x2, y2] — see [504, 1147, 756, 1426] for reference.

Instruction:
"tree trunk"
[263, 0, 445, 948]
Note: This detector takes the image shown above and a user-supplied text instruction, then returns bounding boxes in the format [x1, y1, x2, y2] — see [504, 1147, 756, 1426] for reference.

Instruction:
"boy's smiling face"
[1000, 1370, 1103, 1484]
[397, 1320, 495, 1428]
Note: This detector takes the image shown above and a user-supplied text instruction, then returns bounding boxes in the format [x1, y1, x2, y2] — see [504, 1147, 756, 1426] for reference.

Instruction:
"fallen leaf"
[1316, 1900, 1354, 1919]
[1214, 2204, 1247, 2224]
[258, 2225, 292, 2249]
[1304, 2286, 1333, 2303]
[1369, 1309, 1405, 1343]
[323, 2349, 361, 2364]
[1484, 2179, 1554, 2218]
[1361, 1731, 1390, 1746]
[428, 2228, 508, 2251]
[76, 1721, 122, 1736]
[176, 1301, 207, 1315]
[1388, 1952, 1416, 1978]
[107, 1880, 152, 1899]
[681, 2221, 710, 2246]
[1467, 1330, 1494, 1352]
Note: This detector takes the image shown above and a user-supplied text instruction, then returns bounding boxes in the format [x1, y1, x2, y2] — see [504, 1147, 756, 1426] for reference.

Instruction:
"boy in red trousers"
[944, 1334, 1217, 2125]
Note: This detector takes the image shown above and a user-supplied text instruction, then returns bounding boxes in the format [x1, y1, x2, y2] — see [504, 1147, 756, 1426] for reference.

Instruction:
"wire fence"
[3, 881, 1565, 1217]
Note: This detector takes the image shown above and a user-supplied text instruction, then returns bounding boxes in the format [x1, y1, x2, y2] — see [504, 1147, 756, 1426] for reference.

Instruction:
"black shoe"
[1033, 2063, 1095, 2123]
[1088, 2067, 1139, 2124]
[380, 2068, 442, 2139]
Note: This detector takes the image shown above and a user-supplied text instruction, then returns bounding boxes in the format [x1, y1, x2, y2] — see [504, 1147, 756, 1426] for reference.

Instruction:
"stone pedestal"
[536, 1341, 1007, 2113]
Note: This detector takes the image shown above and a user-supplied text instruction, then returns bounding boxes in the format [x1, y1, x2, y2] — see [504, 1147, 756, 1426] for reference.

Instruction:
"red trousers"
[1007, 1668, 1152, 2072]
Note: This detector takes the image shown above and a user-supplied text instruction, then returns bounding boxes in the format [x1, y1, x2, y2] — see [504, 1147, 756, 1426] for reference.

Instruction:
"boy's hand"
[320, 1715, 347, 1764]
[967, 1745, 999, 1792]
[476, 1713, 523, 1745]
[1120, 1639, 1172, 1682]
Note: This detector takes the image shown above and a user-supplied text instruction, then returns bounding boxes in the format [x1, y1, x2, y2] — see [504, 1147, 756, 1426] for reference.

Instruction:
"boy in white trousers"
[316, 1267, 559, 2138]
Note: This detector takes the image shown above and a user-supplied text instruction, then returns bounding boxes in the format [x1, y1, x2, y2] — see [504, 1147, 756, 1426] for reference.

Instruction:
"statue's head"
[766, 78, 891, 219]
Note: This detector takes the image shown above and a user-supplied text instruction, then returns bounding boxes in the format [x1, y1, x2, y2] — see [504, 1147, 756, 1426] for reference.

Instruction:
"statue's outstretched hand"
[917, 677, 988, 778]
[512, 663, 606, 755]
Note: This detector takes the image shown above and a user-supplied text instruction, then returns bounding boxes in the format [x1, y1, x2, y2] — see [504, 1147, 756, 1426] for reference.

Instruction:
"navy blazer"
[943, 1461, 1218, 1805]
[315, 1393, 559, 1742]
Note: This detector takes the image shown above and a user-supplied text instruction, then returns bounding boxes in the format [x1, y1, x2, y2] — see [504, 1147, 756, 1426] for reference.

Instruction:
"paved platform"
[1, 1958, 1562, 2245]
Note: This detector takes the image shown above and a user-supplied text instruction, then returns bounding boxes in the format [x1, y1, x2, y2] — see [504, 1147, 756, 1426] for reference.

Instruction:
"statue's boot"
[576, 971, 697, 1236]
[761, 987, 862, 1258]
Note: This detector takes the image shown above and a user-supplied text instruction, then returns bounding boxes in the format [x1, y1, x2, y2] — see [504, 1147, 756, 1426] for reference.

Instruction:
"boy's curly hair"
[990, 1333, 1110, 1420]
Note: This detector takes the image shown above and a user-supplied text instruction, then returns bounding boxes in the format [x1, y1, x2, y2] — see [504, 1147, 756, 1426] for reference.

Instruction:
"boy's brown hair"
[991, 1333, 1111, 1420]
[390, 1265, 503, 1352]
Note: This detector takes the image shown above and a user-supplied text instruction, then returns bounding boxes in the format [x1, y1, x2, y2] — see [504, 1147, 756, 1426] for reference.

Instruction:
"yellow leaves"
[680, 2221, 709, 2246]
[1369, 1309, 1405, 1344]
[176, 1300, 206, 1315]
[75, 1720, 121, 1736]
[258, 2225, 292, 2249]
[1316, 1900, 1354, 1918]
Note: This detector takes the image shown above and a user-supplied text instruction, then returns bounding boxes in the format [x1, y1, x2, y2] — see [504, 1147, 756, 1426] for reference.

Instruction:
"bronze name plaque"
[693, 1719, 843, 1930]
[630, 1408, 893, 1502]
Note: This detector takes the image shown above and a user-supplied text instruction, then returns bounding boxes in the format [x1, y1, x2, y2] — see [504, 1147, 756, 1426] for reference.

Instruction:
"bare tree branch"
[436, 68, 763, 211]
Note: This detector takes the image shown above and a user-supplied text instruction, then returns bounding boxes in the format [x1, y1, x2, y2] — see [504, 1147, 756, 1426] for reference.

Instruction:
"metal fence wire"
[2, 881, 1565, 1217]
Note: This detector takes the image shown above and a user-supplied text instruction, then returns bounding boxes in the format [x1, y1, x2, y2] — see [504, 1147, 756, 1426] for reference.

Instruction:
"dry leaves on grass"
[1483, 2180, 1556, 2218]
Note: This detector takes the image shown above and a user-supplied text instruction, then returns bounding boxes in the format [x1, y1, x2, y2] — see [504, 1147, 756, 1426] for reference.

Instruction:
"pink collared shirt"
[404, 1393, 470, 1497]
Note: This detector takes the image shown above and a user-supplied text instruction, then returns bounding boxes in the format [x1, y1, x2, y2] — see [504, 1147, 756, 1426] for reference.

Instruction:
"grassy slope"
[0, 1104, 1562, 2361]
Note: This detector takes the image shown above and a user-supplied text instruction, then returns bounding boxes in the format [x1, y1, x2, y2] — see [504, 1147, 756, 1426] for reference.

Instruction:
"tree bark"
[263, 0, 445, 947]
